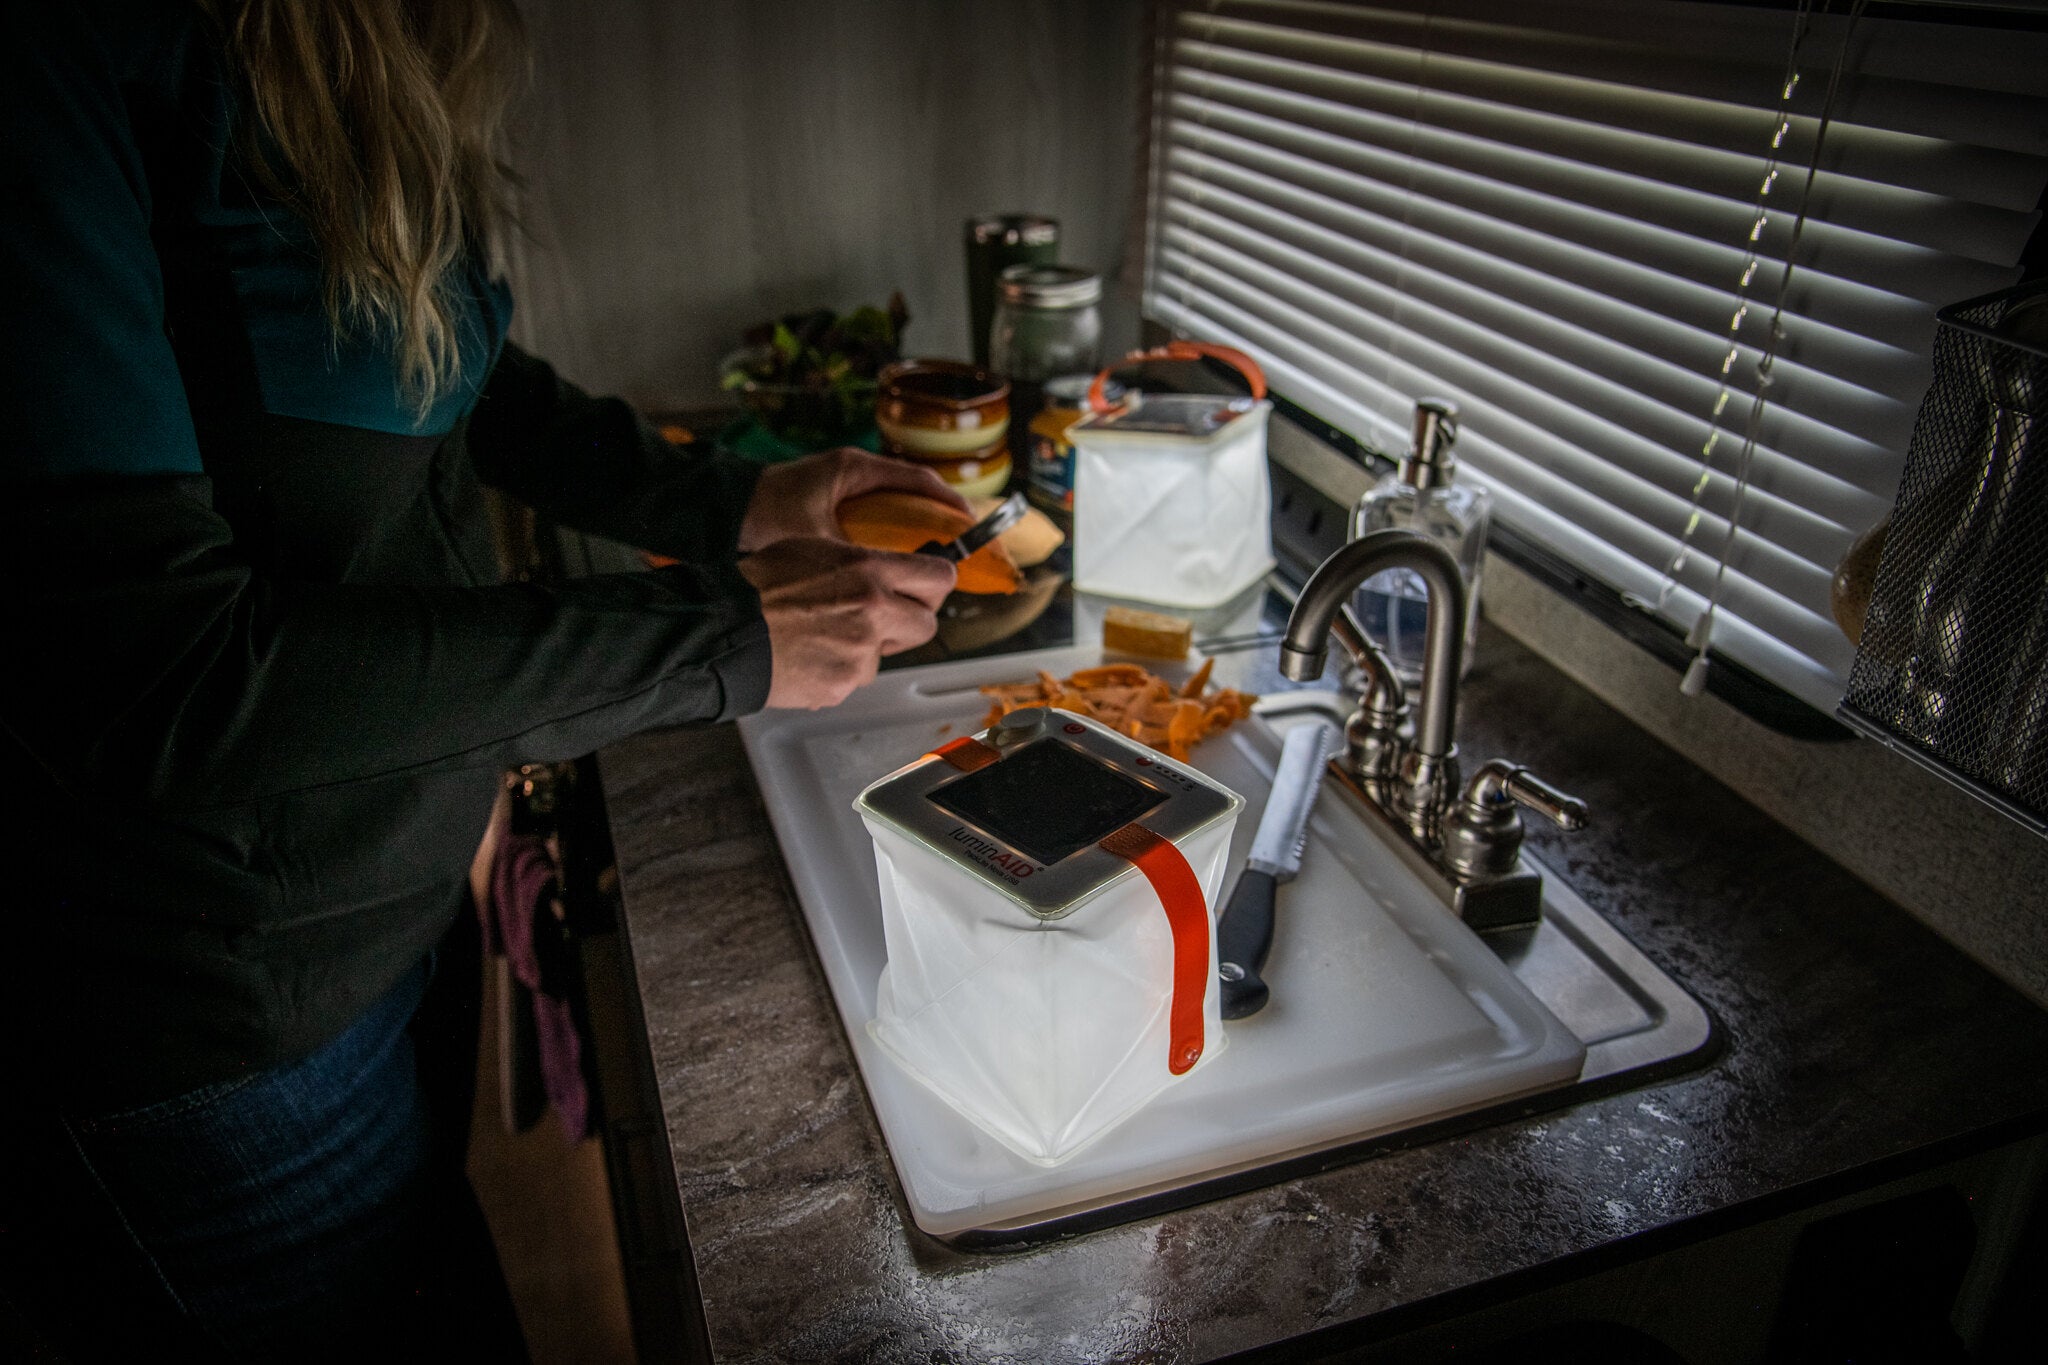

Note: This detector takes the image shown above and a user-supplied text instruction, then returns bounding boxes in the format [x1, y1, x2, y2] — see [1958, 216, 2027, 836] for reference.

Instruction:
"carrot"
[836, 490, 1022, 595]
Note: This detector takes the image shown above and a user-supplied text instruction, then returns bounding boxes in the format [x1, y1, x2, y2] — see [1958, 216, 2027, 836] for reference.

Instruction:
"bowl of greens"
[720, 294, 909, 450]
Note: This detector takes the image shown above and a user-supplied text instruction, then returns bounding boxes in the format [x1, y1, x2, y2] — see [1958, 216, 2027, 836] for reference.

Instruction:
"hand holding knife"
[915, 492, 1026, 562]
[1217, 718, 1339, 1020]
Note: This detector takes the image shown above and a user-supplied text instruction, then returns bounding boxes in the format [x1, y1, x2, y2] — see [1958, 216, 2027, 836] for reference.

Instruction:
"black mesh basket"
[1840, 280, 2048, 837]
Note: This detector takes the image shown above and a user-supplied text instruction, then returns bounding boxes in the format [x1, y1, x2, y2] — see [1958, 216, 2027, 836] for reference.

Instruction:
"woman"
[0, 1, 959, 1358]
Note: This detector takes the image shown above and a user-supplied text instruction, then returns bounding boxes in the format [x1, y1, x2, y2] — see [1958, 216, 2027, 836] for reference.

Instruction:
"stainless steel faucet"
[1281, 530, 1468, 834]
[1280, 527, 1586, 931]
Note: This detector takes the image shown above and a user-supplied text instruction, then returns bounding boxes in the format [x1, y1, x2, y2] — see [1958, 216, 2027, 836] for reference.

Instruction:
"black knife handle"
[1216, 870, 1278, 1020]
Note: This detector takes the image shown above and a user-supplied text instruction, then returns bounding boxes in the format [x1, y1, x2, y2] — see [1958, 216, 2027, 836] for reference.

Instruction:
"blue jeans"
[2, 959, 529, 1362]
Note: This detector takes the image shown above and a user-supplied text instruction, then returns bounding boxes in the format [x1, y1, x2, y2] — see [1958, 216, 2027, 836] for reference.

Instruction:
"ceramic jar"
[876, 359, 1014, 497]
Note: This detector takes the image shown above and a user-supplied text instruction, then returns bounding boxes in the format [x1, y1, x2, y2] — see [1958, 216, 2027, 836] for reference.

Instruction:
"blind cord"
[1678, 0, 1868, 698]
[1649, 0, 1816, 623]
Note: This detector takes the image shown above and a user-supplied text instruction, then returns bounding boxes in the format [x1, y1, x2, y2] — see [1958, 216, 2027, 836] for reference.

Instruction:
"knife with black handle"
[1217, 718, 1339, 1020]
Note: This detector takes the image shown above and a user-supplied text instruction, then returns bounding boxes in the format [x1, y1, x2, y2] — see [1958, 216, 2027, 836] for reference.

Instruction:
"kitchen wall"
[501, 0, 1147, 411]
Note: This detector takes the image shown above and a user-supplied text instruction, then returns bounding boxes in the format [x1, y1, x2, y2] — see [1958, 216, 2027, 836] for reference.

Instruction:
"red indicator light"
[1063, 723, 1085, 734]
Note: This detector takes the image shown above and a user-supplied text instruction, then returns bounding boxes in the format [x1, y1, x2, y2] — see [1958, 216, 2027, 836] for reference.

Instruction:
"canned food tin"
[1026, 373, 1123, 527]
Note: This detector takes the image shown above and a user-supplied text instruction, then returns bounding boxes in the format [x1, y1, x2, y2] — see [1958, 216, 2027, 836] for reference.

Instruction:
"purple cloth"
[482, 833, 591, 1142]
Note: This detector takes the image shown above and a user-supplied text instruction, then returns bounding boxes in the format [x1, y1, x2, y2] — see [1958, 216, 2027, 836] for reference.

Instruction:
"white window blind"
[1141, 0, 2048, 712]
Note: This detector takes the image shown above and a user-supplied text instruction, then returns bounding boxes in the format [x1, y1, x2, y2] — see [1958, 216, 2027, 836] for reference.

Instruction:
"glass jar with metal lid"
[989, 264, 1103, 382]
[991, 265, 1103, 485]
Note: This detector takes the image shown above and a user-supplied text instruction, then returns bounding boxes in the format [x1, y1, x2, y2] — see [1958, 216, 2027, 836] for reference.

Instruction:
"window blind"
[1141, 0, 2048, 712]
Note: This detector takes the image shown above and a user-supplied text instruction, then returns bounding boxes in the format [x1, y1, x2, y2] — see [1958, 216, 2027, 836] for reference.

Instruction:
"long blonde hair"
[203, 0, 527, 419]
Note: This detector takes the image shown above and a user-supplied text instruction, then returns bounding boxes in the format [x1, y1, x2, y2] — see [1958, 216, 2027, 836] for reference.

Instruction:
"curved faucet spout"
[1280, 529, 1466, 762]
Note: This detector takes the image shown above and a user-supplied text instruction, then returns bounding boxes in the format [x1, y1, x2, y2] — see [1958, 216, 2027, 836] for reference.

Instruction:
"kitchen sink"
[1254, 692, 1715, 1094]
[736, 626, 1715, 1245]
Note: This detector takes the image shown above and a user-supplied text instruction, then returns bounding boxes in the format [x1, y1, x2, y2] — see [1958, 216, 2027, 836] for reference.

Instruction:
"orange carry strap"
[1086, 340, 1269, 414]
[1098, 822, 1210, 1076]
[928, 735, 1000, 773]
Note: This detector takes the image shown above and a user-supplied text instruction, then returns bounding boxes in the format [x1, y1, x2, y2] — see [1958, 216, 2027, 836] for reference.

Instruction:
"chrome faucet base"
[1326, 762, 1546, 933]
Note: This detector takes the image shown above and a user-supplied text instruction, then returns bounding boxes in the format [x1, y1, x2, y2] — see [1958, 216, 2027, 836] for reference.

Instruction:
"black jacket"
[4, 1, 772, 1111]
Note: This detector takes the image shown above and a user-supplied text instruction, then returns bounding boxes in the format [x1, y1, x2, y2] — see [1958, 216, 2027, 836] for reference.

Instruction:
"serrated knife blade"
[1246, 719, 1337, 881]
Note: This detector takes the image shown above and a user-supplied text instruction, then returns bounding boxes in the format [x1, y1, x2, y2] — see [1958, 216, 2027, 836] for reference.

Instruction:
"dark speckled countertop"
[598, 601, 2048, 1363]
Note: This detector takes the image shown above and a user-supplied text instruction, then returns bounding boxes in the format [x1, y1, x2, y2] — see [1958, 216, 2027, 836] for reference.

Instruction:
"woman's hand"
[737, 537, 957, 709]
[738, 448, 970, 552]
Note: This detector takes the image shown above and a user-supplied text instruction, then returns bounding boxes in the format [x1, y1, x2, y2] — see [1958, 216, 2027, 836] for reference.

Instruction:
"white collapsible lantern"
[854, 707, 1243, 1166]
[1069, 342, 1276, 609]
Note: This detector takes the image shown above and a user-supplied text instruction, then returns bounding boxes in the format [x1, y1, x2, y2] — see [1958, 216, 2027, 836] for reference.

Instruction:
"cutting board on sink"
[736, 645, 1585, 1239]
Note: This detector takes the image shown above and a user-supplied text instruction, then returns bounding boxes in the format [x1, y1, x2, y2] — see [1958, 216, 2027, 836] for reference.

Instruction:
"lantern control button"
[992, 706, 1047, 744]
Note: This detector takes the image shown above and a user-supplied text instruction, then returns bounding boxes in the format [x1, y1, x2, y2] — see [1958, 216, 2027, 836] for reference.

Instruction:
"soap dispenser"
[1349, 398, 1490, 685]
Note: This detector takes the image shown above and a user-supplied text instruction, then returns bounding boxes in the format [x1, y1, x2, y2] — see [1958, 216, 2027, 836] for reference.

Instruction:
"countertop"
[598, 600, 2048, 1362]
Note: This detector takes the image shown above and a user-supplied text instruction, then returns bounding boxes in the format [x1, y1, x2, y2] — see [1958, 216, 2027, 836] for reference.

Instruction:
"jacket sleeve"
[465, 341, 765, 563]
[1, 3, 771, 814]
[8, 475, 770, 812]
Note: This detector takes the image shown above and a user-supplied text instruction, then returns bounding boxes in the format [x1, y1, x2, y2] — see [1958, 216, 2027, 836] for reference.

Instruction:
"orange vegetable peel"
[979, 661, 1256, 763]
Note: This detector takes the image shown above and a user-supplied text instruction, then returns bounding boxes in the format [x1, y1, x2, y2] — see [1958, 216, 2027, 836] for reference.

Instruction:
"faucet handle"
[1328, 603, 1411, 784]
[1496, 767, 1588, 831]
[1332, 604, 1407, 721]
[1440, 761, 1588, 882]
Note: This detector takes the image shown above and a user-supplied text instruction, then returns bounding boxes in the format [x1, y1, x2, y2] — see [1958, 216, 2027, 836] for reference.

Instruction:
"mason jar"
[990, 265, 1103, 483]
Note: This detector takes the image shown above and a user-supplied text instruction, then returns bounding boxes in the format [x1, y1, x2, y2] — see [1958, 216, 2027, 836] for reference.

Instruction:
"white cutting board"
[736, 645, 1585, 1237]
